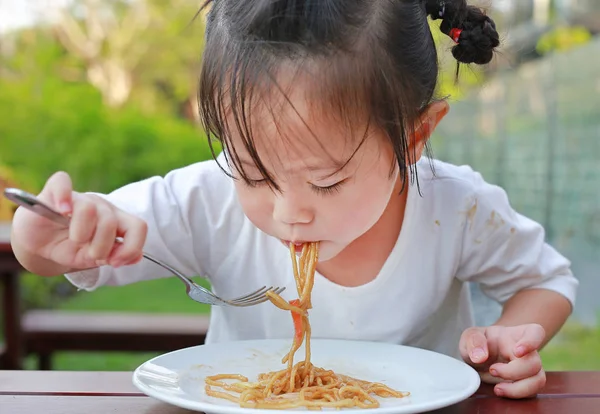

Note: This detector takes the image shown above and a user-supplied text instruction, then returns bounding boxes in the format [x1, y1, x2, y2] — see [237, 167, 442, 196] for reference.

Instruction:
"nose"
[272, 191, 313, 225]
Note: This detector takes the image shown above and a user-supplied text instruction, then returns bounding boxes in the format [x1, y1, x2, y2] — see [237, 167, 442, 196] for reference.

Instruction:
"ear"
[410, 100, 450, 159]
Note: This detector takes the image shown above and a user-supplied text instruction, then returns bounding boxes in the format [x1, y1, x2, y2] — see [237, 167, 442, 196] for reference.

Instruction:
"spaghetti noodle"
[204, 242, 409, 409]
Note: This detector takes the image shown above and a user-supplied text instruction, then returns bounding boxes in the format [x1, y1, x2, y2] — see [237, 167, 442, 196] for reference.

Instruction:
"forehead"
[224, 67, 374, 174]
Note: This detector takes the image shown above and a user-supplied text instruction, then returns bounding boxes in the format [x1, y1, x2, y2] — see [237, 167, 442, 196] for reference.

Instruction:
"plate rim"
[132, 338, 481, 414]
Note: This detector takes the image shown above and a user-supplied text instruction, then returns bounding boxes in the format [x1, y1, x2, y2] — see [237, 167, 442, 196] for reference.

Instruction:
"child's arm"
[62, 156, 243, 291]
[454, 172, 578, 327]
[452, 168, 578, 399]
[495, 288, 572, 347]
[10, 154, 243, 292]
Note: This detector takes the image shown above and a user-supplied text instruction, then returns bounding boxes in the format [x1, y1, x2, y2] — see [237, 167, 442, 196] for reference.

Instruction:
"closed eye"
[245, 178, 267, 188]
[310, 179, 346, 196]
[244, 178, 347, 195]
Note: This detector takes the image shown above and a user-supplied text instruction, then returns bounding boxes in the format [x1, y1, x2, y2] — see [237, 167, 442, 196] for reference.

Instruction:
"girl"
[11, 0, 577, 400]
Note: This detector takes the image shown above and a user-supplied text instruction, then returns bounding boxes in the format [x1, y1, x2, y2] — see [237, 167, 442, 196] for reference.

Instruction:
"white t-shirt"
[66, 155, 578, 359]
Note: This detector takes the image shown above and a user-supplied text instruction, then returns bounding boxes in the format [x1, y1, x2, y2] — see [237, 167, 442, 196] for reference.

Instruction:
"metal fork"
[3, 188, 284, 307]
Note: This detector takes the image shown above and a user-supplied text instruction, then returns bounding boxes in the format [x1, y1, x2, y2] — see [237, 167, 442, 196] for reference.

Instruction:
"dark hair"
[198, 0, 500, 191]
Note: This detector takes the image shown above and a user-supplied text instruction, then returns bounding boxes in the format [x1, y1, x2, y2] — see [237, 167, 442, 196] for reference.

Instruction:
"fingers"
[490, 351, 543, 382]
[69, 196, 98, 244]
[460, 327, 489, 365]
[67, 194, 147, 267]
[88, 203, 119, 265]
[462, 325, 547, 399]
[107, 212, 148, 267]
[514, 324, 546, 358]
[39, 171, 73, 214]
[494, 368, 546, 399]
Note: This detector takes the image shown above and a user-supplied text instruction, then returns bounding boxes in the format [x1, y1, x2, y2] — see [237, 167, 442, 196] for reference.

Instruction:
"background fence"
[433, 37, 600, 325]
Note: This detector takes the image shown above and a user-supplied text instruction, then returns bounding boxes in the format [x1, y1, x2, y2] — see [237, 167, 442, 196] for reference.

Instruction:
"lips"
[280, 239, 310, 254]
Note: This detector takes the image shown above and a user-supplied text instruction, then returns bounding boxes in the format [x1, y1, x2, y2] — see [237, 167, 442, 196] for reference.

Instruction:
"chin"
[312, 241, 346, 262]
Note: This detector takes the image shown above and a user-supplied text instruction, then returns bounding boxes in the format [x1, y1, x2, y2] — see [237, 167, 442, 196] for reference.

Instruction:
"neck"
[317, 175, 409, 287]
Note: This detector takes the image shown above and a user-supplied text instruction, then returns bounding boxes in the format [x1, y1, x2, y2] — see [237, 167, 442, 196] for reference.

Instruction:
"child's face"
[225, 76, 400, 262]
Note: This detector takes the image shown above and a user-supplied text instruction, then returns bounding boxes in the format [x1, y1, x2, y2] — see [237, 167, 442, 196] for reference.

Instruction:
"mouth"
[280, 239, 314, 254]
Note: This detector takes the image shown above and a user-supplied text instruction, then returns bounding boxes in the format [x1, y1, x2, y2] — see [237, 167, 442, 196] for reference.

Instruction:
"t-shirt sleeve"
[65, 154, 245, 291]
[454, 170, 578, 307]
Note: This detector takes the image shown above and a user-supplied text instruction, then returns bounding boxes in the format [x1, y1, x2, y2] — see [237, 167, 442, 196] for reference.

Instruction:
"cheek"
[324, 167, 396, 239]
[354, 176, 395, 216]
[234, 184, 273, 227]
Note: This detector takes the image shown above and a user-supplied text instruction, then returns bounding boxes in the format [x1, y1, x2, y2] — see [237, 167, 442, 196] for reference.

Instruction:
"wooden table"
[0, 371, 598, 413]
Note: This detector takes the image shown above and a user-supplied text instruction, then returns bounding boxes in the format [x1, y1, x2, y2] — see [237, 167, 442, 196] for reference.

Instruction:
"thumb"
[514, 324, 546, 358]
[39, 171, 73, 214]
[461, 328, 489, 365]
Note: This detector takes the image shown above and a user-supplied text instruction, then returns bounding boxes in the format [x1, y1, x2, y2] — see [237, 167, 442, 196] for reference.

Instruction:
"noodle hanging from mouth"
[204, 242, 409, 409]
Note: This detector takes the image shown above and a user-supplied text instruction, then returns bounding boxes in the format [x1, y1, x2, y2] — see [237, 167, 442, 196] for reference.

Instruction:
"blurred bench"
[23, 311, 210, 370]
[0, 224, 210, 370]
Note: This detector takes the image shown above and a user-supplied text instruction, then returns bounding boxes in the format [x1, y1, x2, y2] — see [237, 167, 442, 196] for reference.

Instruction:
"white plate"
[132, 338, 480, 414]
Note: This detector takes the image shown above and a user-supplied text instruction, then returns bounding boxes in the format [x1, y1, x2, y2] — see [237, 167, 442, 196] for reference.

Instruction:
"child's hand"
[459, 324, 546, 399]
[11, 171, 148, 273]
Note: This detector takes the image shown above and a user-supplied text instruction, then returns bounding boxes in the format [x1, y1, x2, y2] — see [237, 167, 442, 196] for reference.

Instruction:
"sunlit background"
[0, 0, 599, 371]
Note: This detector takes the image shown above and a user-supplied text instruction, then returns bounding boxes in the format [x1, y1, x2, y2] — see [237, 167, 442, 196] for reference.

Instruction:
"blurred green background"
[1, 0, 599, 371]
